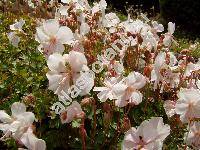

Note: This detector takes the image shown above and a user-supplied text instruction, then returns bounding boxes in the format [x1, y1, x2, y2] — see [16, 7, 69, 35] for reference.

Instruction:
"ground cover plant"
[0, 0, 200, 149]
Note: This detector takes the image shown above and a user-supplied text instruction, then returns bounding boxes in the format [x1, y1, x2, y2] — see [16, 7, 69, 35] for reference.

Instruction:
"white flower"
[163, 22, 175, 47]
[92, 0, 107, 15]
[113, 72, 146, 107]
[163, 100, 176, 117]
[27, 0, 35, 8]
[142, 31, 157, 50]
[152, 21, 164, 33]
[175, 88, 200, 123]
[92, 2, 100, 14]
[185, 121, 200, 149]
[99, 0, 107, 10]
[151, 52, 180, 91]
[80, 22, 90, 36]
[46, 53, 70, 94]
[184, 59, 200, 77]
[60, 101, 83, 123]
[122, 117, 170, 150]
[122, 20, 150, 36]
[103, 13, 120, 28]
[59, 5, 69, 16]
[19, 127, 46, 150]
[0, 102, 35, 140]
[35, 19, 74, 57]
[67, 50, 88, 72]
[10, 19, 25, 32]
[75, 70, 95, 96]
[46, 51, 92, 95]
[7, 32, 20, 47]
[93, 77, 120, 102]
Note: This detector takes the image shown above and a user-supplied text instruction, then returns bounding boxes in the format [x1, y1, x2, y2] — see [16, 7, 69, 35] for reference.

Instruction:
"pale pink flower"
[163, 22, 175, 47]
[10, 19, 25, 32]
[152, 21, 164, 33]
[184, 59, 200, 77]
[7, 32, 20, 47]
[122, 20, 150, 36]
[122, 117, 170, 150]
[58, 5, 69, 16]
[163, 100, 176, 117]
[113, 72, 146, 107]
[46, 53, 70, 94]
[46, 51, 93, 95]
[185, 121, 200, 149]
[35, 19, 74, 57]
[175, 88, 200, 123]
[19, 127, 46, 150]
[60, 101, 84, 123]
[0, 102, 35, 140]
[93, 77, 120, 102]
[142, 31, 157, 50]
[92, 0, 107, 14]
[151, 52, 180, 91]
[103, 13, 120, 28]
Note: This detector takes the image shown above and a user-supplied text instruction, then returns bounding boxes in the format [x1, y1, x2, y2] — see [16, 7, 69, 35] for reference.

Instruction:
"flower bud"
[121, 116, 131, 132]
[22, 94, 35, 106]
[81, 97, 93, 106]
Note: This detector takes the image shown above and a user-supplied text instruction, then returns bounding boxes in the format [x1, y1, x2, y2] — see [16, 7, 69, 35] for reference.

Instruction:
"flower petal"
[0, 110, 12, 123]
[47, 53, 66, 72]
[11, 102, 26, 117]
[68, 51, 87, 72]
[43, 19, 59, 36]
[56, 26, 74, 44]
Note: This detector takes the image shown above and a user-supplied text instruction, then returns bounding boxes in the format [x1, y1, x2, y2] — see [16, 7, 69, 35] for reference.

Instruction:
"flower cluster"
[2, 0, 200, 149]
[0, 102, 46, 150]
[8, 19, 25, 47]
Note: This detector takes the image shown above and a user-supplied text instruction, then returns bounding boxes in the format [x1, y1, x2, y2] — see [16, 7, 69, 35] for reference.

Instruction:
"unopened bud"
[81, 97, 93, 106]
[22, 94, 35, 106]
[121, 116, 131, 132]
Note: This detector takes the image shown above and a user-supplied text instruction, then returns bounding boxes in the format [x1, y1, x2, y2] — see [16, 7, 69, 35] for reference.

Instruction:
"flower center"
[50, 36, 57, 45]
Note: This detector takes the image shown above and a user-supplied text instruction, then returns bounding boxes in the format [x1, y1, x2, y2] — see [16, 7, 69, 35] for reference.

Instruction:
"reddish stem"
[91, 99, 97, 145]
[80, 116, 86, 150]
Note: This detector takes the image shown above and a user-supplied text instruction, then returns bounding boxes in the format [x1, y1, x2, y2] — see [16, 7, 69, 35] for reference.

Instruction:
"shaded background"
[89, 0, 200, 38]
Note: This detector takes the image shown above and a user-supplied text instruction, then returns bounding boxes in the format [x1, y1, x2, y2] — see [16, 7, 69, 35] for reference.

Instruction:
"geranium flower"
[0, 102, 35, 140]
[58, 5, 69, 16]
[113, 72, 146, 107]
[175, 88, 200, 123]
[121, 19, 151, 37]
[185, 121, 200, 149]
[151, 52, 180, 91]
[184, 59, 200, 77]
[92, 0, 107, 15]
[35, 19, 74, 57]
[19, 127, 46, 150]
[142, 31, 157, 50]
[152, 21, 164, 33]
[46, 51, 93, 95]
[163, 22, 175, 47]
[163, 100, 176, 118]
[122, 117, 170, 150]
[60, 101, 84, 123]
[10, 19, 25, 32]
[93, 77, 120, 102]
[103, 13, 120, 33]
[7, 32, 20, 47]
